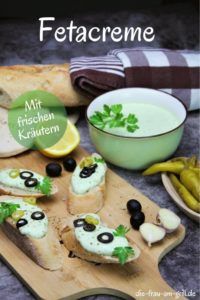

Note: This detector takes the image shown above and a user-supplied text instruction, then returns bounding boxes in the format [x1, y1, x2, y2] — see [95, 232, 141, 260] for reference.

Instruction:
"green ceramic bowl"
[86, 88, 187, 170]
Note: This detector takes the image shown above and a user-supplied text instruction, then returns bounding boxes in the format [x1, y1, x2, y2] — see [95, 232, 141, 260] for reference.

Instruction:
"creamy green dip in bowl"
[86, 88, 187, 170]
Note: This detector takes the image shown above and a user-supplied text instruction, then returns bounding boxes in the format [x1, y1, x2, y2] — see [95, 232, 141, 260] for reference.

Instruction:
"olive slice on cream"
[16, 218, 28, 228]
[24, 178, 38, 188]
[20, 171, 34, 180]
[31, 211, 45, 220]
[97, 232, 114, 244]
[73, 218, 86, 228]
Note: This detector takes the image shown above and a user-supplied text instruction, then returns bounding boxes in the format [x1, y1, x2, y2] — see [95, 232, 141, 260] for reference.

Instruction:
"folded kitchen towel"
[70, 48, 200, 111]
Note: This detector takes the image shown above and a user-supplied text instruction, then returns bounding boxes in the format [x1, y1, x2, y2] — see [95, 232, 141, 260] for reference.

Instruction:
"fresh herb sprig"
[94, 157, 105, 164]
[0, 202, 20, 224]
[112, 246, 135, 265]
[36, 176, 52, 196]
[113, 225, 130, 237]
[90, 104, 139, 133]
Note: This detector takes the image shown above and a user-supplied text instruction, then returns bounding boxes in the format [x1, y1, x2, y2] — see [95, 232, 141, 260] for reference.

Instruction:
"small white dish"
[161, 172, 200, 223]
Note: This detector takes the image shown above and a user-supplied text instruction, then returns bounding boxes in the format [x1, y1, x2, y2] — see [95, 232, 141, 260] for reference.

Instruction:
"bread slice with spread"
[67, 154, 107, 215]
[0, 195, 63, 270]
[61, 213, 140, 265]
[0, 169, 57, 198]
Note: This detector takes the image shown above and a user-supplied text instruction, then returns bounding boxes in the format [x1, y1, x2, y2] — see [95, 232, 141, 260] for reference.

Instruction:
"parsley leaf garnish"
[94, 157, 105, 164]
[89, 104, 139, 133]
[36, 176, 52, 196]
[112, 246, 135, 265]
[0, 202, 20, 224]
[113, 225, 130, 237]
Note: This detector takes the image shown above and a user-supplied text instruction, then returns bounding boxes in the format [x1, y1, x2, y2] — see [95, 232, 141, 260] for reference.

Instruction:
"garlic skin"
[157, 208, 181, 233]
[139, 223, 166, 247]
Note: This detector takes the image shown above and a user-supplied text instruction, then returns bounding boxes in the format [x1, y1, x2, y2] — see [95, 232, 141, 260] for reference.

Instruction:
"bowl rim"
[86, 88, 188, 139]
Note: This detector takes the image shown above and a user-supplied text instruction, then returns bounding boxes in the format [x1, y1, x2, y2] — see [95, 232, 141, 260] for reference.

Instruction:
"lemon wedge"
[39, 120, 80, 158]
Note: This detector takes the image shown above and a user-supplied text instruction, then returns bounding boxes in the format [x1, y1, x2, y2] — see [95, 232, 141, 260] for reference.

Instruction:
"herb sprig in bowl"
[89, 104, 139, 133]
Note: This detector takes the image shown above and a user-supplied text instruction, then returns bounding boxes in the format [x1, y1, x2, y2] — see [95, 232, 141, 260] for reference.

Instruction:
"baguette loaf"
[0, 196, 63, 270]
[0, 64, 89, 108]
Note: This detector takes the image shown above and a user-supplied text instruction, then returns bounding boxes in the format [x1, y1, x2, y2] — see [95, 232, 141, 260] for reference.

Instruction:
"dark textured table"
[0, 2, 199, 300]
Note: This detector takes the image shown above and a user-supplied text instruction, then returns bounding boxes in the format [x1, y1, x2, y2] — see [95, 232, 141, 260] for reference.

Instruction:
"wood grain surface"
[0, 147, 186, 300]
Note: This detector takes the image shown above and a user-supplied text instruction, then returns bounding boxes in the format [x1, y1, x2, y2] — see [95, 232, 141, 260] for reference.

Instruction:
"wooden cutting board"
[0, 147, 186, 300]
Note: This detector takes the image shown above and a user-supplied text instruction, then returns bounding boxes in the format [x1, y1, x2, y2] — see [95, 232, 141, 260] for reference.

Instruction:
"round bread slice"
[0, 107, 27, 157]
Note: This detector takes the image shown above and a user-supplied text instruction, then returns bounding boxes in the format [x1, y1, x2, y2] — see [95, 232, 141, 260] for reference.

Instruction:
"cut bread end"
[67, 178, 105, 215]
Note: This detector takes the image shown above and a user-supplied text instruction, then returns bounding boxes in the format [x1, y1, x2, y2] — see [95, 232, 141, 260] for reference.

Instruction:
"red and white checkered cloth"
[70, 48, 200, 111]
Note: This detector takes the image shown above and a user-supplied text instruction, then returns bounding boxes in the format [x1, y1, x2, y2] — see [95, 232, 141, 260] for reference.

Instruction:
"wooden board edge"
[157, 225, 186, 264]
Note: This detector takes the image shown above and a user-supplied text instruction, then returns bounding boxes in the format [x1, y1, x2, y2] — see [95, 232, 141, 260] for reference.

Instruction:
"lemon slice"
[39, 120, 80, 158]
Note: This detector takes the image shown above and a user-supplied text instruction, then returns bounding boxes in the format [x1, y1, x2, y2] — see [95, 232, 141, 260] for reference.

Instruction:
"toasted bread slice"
[67, 154, 107, 215]
[0, 196, 63, 270]
[0, 168, 57, 198]
[61, 214, 140, 264]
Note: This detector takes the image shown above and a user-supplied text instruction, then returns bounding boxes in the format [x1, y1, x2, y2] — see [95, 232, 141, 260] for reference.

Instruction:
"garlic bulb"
[139, 223, 166, 247]
[157, 208, 181, 233]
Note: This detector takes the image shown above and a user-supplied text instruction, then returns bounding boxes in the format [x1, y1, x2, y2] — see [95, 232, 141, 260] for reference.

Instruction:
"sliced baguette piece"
[67, 154, 107, 215]
[0, 169, 57, 198]
[0, 107, 27, 157]
[61, 214, 140, 264]
[0, 196, 63, 270]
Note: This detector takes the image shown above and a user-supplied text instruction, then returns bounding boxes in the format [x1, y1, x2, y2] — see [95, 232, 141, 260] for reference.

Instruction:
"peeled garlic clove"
[157, 208, 181, 233]
[139, 223, 166, 247]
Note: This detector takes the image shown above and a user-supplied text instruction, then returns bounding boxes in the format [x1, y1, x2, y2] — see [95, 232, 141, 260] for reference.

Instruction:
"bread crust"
[0, 182, 57, 198]
[0, 107, 27, 157]
[67, 178, 105, 215]
[61, 226, 140, 264]
[0, 196, 63, 270]
[0, 64, 90, 108]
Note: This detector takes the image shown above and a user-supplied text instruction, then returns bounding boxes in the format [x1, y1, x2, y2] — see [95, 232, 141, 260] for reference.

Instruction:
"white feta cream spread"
[1, 198, 48, 239]
[74, 214, 129, 256]
[71, 156, 107, 195]
[0, 169, 44, 193]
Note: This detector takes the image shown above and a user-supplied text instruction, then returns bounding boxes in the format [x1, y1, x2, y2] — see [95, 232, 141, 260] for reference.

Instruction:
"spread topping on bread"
[0, 198, 48, 238]
[71, 155, 106, 194]
[73, 213, 135, 264]
[0, 169, 53, 195]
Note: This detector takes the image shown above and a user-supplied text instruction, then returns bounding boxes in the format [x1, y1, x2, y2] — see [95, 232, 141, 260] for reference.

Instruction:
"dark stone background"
[0, 1, 199, 299]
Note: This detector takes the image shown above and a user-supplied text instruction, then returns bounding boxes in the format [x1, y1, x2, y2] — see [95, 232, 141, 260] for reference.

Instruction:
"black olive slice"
[97, 232, 114, 244]
[16, 218, 28, 228]
[80, 164, 98, 178]
[31, 211, 45, 220]
[24, 178, 38, 188]
[83, 223, 96, 232]
[73, 218, 86, 228]
[20, 171, 34, 180]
